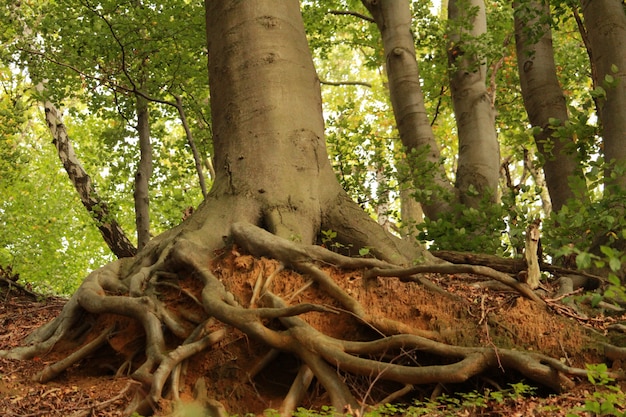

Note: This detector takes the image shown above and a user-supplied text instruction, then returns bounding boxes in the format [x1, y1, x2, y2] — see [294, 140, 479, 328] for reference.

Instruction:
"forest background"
[1, 0, 624, 294]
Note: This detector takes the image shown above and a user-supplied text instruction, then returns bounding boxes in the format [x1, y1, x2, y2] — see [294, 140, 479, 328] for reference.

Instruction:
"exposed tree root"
[364, 264, 546, 306]
[36, 324, 115, 383]
[2, 221, 619, 415]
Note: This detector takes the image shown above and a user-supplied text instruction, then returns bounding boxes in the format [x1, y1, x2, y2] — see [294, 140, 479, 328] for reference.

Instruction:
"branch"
[328, 9, 375, 23]
[319, 79, 372, 88]
[80, 0, 137, 91]
[174, 95, 208, 197]
[430, 85, 447, 126]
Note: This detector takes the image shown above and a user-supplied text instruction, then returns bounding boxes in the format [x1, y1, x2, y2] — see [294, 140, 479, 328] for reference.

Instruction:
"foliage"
[0, 1, 208, 294]
[416, 184, 542, 256]
[0, 0, 621, 295]
[0, 71, 114, 294]
[543, 162, 626, 262]
[566, 364, 626, 417]
[256, 382, 536, 416]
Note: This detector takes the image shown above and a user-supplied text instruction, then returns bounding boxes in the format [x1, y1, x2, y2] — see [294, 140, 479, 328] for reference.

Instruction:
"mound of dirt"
[0, 250, 621, 416]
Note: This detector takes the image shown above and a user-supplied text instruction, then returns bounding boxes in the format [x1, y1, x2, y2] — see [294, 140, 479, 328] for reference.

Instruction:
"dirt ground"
[1, 250, 625, 416]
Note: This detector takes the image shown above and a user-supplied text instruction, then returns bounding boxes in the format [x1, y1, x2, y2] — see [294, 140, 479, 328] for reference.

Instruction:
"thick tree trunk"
[514, 0, 584, 212]
[205, 0, 329, 244]
[362, 0, 454, 220]
[44, 102, 137, 259]
[580, 0, 626, 188]
[447, 0, 501, 207]
[133, 94, 152, 249]
[203, 0, 424, 262]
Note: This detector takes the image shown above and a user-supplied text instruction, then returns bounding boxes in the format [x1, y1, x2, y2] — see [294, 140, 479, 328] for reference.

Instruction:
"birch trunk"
[44, 102, 137, 258]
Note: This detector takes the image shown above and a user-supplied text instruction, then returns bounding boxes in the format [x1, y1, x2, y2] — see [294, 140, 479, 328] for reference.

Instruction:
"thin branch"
[80, 0, 137, 91]
[319, 79, 372, 88]
[328, 9, 375, 23]
[174, 95, 208, 197]
[430, 85, 447, 126]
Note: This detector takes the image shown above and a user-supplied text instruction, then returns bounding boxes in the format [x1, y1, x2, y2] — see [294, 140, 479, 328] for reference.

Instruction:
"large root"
[2, 222, 619, 415]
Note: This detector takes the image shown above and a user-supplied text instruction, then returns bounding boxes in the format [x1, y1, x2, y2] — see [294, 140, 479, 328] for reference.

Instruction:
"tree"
[580, 0, 626, 189]
[447, 0, 501, 208]
[514, 0, 583, 213]
[44, 101, 137, 258]
[3, 1, 607, 415]
[15, 0, 210, 248]
[363, 0, 454, 220]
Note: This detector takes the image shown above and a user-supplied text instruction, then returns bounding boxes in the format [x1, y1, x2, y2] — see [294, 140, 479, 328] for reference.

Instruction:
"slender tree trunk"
[134, 94, 152, 249]
[362, 0, 454, 220]
[514, 0, 583, 211]
[44, 102, 137, 258]
[174, 95, 208, 197]
[580, 0, 626, 188]
[447, 0, 501, 207]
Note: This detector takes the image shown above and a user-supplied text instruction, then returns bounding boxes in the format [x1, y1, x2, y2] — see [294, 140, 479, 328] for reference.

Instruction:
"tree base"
[1, 223, 618, 416]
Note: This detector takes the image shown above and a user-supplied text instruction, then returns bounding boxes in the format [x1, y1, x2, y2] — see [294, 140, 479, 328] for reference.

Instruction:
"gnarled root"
[3, 221, 613, 415]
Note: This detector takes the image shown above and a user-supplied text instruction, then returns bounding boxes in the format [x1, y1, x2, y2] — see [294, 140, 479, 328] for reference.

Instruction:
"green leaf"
[609, 257, 622, 272]
[548, 117, 561, 126]
[575, 251, 592, 270]
[590, 293, 603, 307]
[608, 273, 621, 286]
[590, 86, 606, 98]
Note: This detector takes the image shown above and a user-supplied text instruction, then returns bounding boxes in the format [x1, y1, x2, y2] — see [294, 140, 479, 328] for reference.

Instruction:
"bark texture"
[203, 0, 422, 262]
[44, 102, 137, 259]
[580, 0, 626, 188]
[514, 0, 583, 212]
[448, 0, 501, 207]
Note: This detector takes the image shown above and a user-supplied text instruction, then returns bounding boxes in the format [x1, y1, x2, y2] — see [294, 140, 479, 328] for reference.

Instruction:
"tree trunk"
[447, 0, 501, 207]
[44, 102, 137, 259]
[174, 95, 208, 197]
[580, 0, 626, 188]
[362, 0, 455, 220]
[133, 94, 152, 249]
[203, 0, 422, 262]
[514, 0, 584, 212]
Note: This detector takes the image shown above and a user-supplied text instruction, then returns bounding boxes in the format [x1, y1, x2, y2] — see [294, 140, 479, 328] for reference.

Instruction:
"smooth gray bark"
[134, 94, 152, 249]
[514, 0, 583, 212]
[580, 0, 626, 188]
[448, 0, 501, 207]
[362, 0, 455, 220]
[203, 0, 427, 263]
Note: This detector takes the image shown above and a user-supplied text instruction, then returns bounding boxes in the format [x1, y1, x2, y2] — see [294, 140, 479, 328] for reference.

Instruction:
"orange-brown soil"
[1, 249, 624, 416]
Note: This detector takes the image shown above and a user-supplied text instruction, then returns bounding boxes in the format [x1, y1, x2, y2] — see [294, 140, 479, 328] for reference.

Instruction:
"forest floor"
[1, 250, 625, 416]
